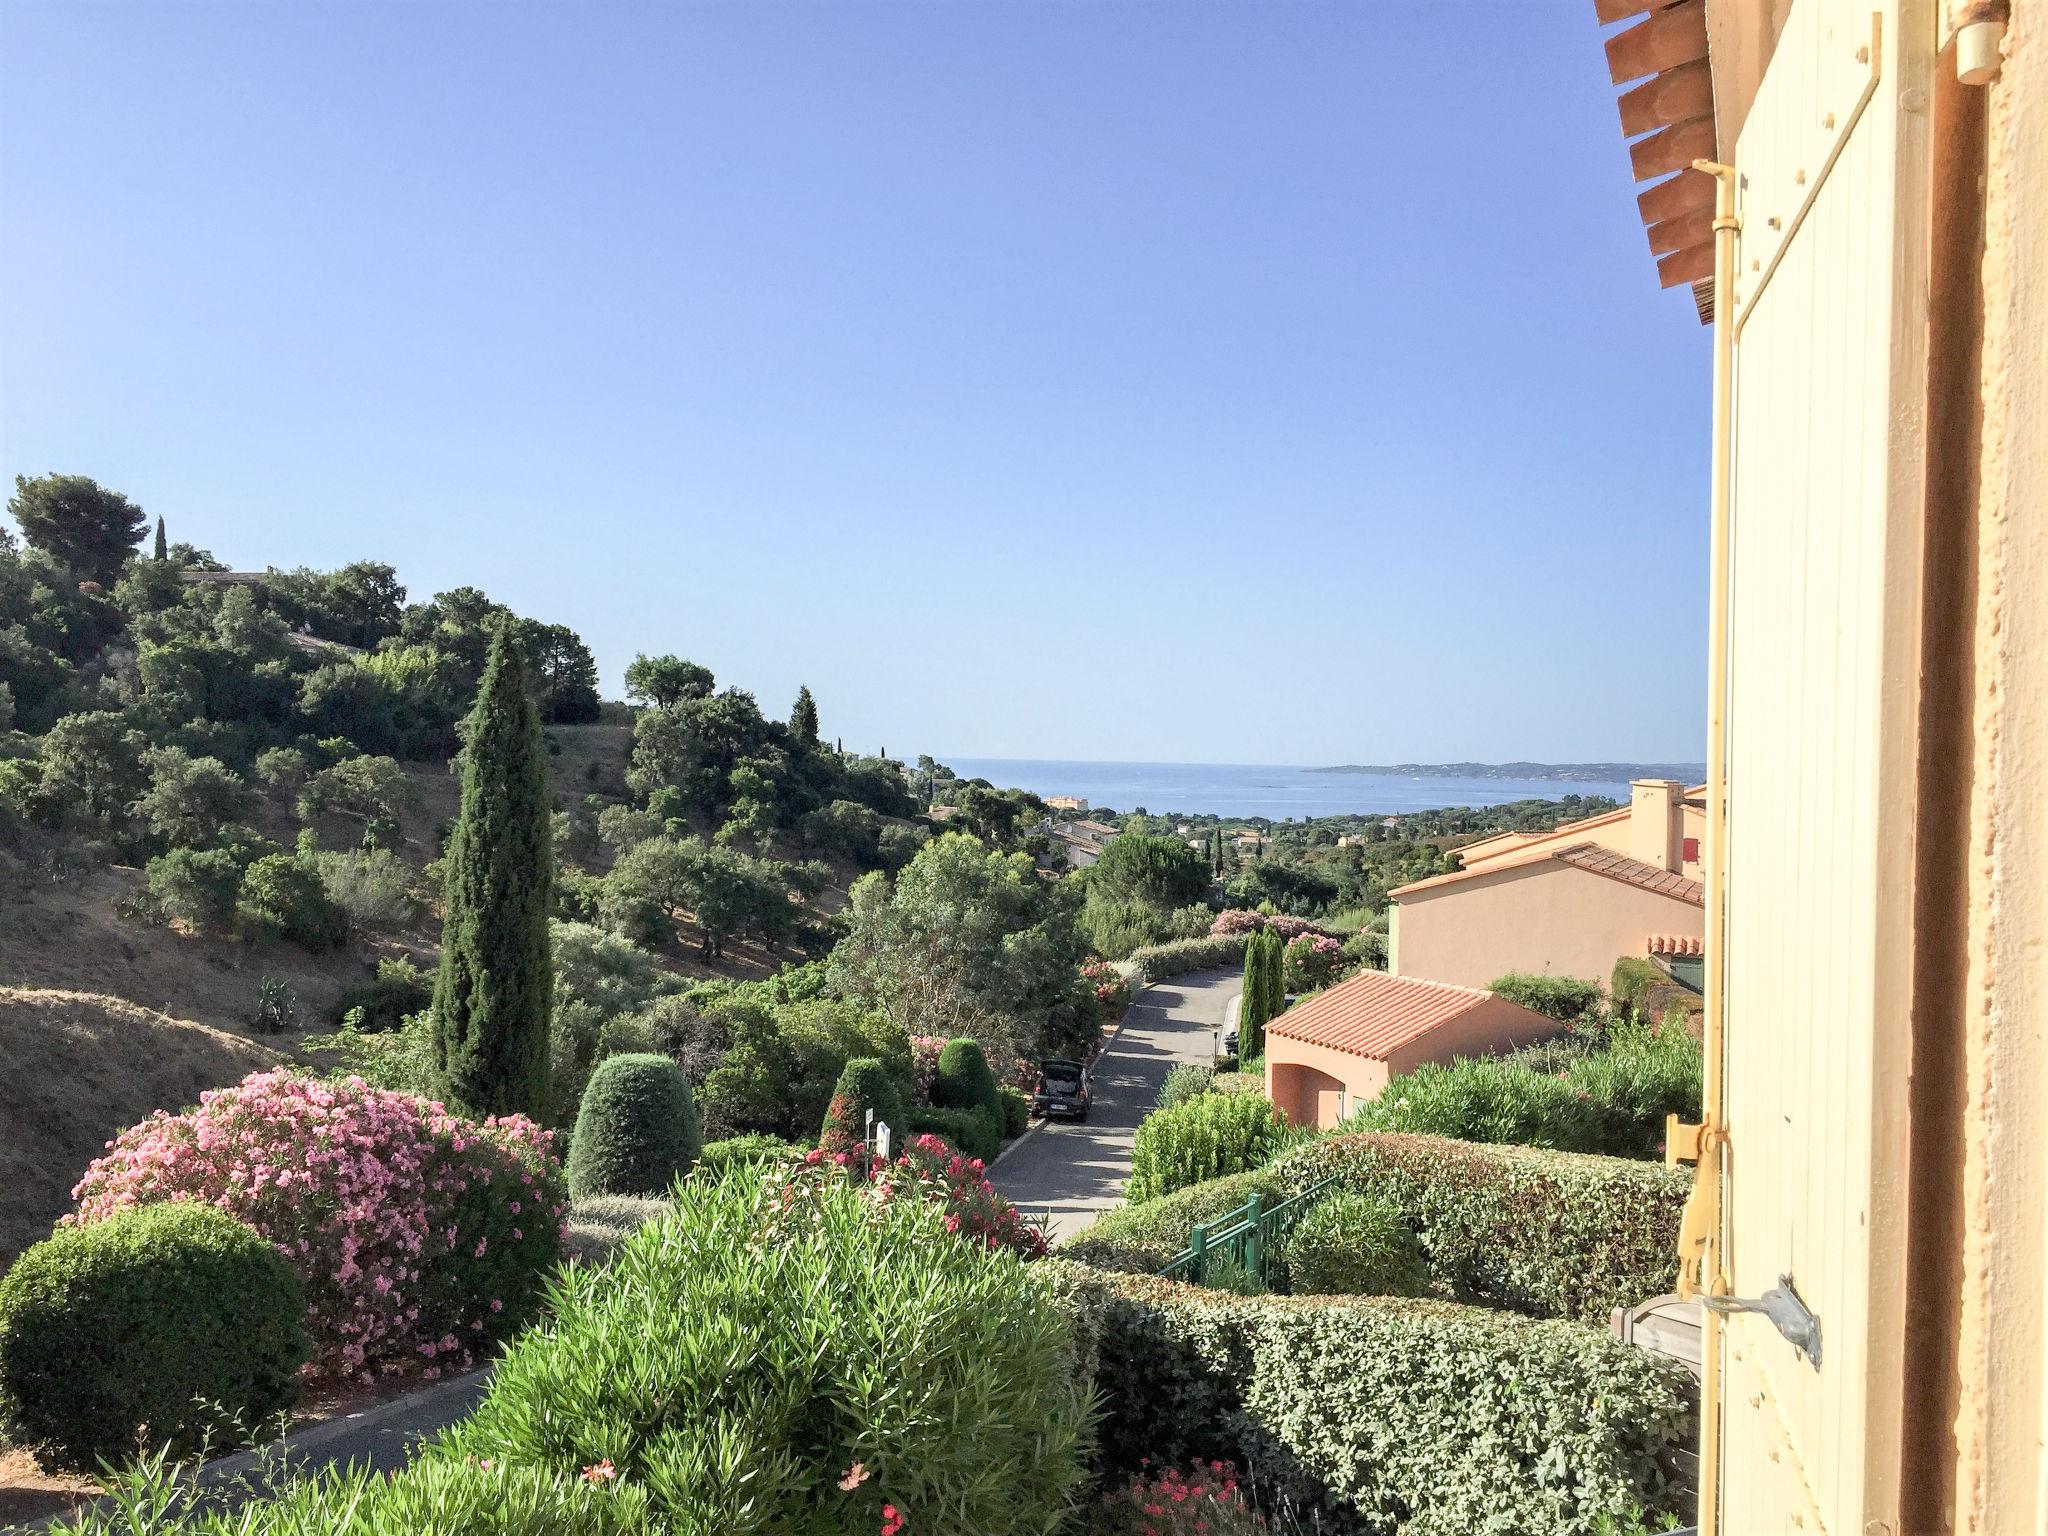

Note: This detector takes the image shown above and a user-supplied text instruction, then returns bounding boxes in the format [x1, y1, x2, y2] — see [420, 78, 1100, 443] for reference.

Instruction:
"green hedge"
[1064, 1132, 1686, 1324]
[819, 1055, 909, 1145]
[998, 1085, 1030, 1138]
[1049, 1264, 1695, 1536]
[932, 1037, 1001, 1120]
[0, 1203, 305, 1473]
[1486, 972, 1603, 1024]
[1123, 935, 1245, 985]
[1610, 956, 1665, 1014]
[908, 1105, 1001, 1163]
[695, 1134, 804, 1181]
[1284, 1190, 1427, 1297]
[565, 1054, 702, 1200]
[1126, 1090, 1290, 1203]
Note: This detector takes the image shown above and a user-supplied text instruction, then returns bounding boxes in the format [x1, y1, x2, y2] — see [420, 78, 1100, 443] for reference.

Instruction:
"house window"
[1682, 836, 1700, 864]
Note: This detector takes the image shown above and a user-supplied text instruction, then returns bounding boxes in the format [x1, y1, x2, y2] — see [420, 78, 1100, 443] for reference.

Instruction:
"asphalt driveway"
[992, 966, 1239, 1242]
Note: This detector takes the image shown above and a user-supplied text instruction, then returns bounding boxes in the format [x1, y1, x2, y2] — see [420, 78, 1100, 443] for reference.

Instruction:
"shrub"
[908, 1105, 1001, 1163]
[1092, 1462, 1267, 1536]
[1346, 1055, 1601, 1149]
[565, 1054, 701, 1200]
[695, 1134, 803, 1180]
[310, 847, 419, 931]
[1068, 1266, 1696, 1536]
[70, 1069, 563, 1379]
[439, 1165, 1090, 1534]
[788, 1132, 1047, 1259]
[818, 1055, 910, 1148]
[932, 1036, 1001, 1119]
[998, 1084, 1030, 1137]
[0, 1203, 305, 1473]
[1060, 1168, 1290, 1275]
[331, 955, 431, 1032]
[1280, 932, 1345, 994]
[238, 853, 346, 948]
[1124, 935, 1245, 984]
[1081, 956, 1132, 1019]
[1610, 956, 1666, 1015]
[253, 976, 297, 1035]
[1284, 1190, 1427, 1297]
[1082, 895, 1177, 960]
[1487, 972, 1603, 1024]
[1127, 1091, 1289, 1204]
[145, 845, 254, 931]
[1564, 1018, 1703, 1158]
[561, 1193, 672, 1267]
[1155, 1061, 1216, 1113]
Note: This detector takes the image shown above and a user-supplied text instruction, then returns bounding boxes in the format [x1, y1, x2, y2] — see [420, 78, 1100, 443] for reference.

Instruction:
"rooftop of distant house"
[1267, 968, 1551, 1063]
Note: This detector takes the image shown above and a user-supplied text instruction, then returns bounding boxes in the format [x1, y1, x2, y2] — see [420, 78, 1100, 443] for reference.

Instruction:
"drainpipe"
[1694, 153, 1740, 1536]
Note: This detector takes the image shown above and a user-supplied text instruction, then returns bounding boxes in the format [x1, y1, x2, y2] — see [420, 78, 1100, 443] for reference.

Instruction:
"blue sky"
[1, 1, 1709, 766]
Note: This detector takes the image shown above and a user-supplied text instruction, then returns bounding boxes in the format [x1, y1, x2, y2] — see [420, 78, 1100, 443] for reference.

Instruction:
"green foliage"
[146, 844, 259, 931]
[561, 1194, 674, 1268]
[37, 711, 148, 840]
[1487, 972, 1604, 1024]
[565, 1053, 702, 1200]
[331, 955, 431, 1031]
[933, 1036, 1001, 1119]
[254, 976, 297, 1035]
[1235, 930, 1283, 1060]
[998, 1084, 1030, 1138]
[695, 991, 908, 1141]
[0, 1202, 304, 1474]
[8, 473, 147, 586]
[440, 1166, 1093, 1535]
[309, 846, 418, 930]
[295, 755, 411, 834]
[908, 1105, 1002, 1162]
[1557, 1019, 1703, 1158]
[1079, 896, 1177, 960]
[820, 1055, 910, 1145]
[433, 625, 554, 1120]
[1058, 1168, 1287, 1276]
[1610, 956, 1667, 1015]
[1067, 1265, 1696, 1536]
[789, 684, 820, 750]
[551, 919, 670, 1022]
[1155, 1062, 1216, 1113]
[1126, 1090, 1289, 1204]
[694, 1134, 803, 1181]
[1122, 935, 1246, 984]
[1086, 832, 1212, 910]
[622, 653, 713, 709]
[1284, 1191, 1428, 1297]
[134, 747, 251, 849]
[238, 853, 346, 948]
[301, 1010, 437, 1097]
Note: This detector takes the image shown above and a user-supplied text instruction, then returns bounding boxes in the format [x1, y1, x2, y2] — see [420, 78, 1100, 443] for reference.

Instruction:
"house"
[1586, 0, 2047, 1530]
[1385, 779, 1705, 990]
[1048, 819, 1117, 869]
[1043, 795, 1088, 812]
[1261, 969, 1557, 1129]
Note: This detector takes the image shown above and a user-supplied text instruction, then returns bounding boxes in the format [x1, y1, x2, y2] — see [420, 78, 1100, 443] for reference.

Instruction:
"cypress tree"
[152, 516, 167, 562]
[432, 623, 554, 1119]
[790, 685, 820, 751]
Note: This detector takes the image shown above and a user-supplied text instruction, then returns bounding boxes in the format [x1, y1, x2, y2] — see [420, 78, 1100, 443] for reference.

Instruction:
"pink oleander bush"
[1282, 932, 1346, 993]
[909, 1034, 948, 1102]
[1210, 910, 1325, 943]
[68, 1069, 564, 1381]
[1082, 957, 1133, 1021]
[784, 1133, 1048, 1259]
[1095, 1460, 1267, 1535]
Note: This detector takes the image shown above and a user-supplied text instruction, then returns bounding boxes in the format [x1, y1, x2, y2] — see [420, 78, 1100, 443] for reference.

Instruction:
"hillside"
[0, 988, 289, 1264]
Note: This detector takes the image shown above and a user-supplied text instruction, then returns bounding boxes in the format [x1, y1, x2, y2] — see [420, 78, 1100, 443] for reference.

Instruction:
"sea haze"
[945, 760, 1645, 822]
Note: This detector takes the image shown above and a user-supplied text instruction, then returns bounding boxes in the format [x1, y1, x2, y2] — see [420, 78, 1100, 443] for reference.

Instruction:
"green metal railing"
[1157, 1175, 1338, 1285]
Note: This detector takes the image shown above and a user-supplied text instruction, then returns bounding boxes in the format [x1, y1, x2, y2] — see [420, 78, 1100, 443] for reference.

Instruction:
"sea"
[943, 760, 1646, 823]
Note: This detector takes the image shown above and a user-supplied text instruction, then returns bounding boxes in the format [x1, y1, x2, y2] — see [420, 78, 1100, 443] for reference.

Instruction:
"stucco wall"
[1383, 996, 1560, 1077]
[1392, 862, 1704, 991]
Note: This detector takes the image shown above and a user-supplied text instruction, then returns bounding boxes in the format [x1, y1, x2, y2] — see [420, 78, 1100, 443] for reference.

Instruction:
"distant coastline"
[1308, 761, 1706, 783]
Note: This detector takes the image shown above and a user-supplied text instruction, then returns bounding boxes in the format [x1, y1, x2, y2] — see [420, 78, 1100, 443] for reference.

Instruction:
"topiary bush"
[0, 1202, 305, 1473]
[931, 1036, 1001, 1120]
[908, 1105, 1002, 1163]
[1126, 1090, 1290, 1204]
[1486, 972, 1603, 1025]
[566, 1054, 702, 1200]
[70, 1069, 563, 1379]
[1066, 1266, 1696, 1536]
[439, 1165, 1091, 1534]
[999, 1084, 1031, 1137]
[695, 1134, 804, 1181]
[818, 1055, 910, 1148]
[1283, 1190, 1427, 1297]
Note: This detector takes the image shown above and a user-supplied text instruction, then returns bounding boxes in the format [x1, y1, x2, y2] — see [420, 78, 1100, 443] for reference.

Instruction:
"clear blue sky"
[1, 1, 1709, 766]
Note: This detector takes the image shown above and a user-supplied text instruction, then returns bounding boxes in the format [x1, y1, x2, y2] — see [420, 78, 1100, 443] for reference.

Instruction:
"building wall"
[1391, 862, 1704, 990]
[1459, 783, 1708, 882]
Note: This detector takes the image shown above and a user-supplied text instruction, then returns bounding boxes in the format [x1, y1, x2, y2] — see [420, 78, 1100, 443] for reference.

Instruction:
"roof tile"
[1266, 969, 1546, 1063]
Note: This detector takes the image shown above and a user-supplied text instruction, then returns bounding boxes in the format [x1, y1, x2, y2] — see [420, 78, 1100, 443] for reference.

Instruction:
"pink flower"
[581, 1460, 617, 1483]
[839, 1460, 870, 1490]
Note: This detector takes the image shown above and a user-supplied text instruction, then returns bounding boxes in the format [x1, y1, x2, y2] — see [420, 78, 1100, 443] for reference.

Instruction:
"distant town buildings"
[1043, 795, 1088, 812]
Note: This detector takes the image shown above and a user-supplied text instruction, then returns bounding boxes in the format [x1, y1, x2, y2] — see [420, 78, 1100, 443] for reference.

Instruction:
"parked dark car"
[1033, 1058, 1090, 1122]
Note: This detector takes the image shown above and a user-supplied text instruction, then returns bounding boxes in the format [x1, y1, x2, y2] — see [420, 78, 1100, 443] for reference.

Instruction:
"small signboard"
[875, 1120, 892, 1160]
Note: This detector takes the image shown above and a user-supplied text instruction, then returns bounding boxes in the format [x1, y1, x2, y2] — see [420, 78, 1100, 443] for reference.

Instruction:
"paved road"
[993, 966, 1240, 1242]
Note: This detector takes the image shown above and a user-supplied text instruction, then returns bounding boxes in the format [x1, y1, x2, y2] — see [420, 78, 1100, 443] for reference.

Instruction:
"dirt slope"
[0, 988, 287, 1265]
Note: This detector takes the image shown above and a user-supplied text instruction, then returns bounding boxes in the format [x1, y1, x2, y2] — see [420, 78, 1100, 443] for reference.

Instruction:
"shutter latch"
[1702, 1274, 1822, 1369]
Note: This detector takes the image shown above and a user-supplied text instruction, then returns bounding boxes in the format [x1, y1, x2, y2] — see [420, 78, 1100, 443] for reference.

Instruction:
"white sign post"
[874, 1120, 892, 1160]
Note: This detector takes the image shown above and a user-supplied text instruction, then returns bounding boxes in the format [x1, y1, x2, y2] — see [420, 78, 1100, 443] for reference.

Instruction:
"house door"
[1716, 2, 1933, 1531]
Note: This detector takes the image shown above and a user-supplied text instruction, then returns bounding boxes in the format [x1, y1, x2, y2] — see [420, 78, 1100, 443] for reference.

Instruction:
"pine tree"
[152, 516, 167, 562]
[432, 623, 554, 1119]
[790, 685, 820, 751]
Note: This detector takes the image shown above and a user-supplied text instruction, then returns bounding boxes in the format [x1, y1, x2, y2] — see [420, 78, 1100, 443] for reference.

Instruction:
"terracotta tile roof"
[1647, 933, 1704, 956]
[1266, 969, 1547, 1063]
[1391, 841, 1705, 905]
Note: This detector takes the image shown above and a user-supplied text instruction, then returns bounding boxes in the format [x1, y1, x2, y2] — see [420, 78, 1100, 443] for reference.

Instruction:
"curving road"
[992, 967, 1240, 1242]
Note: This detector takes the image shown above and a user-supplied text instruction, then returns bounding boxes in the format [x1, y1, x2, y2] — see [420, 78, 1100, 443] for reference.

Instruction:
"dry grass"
[0, 988, 288, 1267]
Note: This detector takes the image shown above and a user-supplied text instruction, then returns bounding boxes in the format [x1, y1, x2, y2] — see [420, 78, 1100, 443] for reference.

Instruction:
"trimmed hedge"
[0, 1203, 306, 1473]
[1285, 1190, 1427, 1297]
[1487, 972, 1603, 1024]
[1065, 1132, 1686, 1324]
[565, 1054, 701, 1199]
[932, 1037, 1001, 1120]
[819, 1055, 909, 1146]
[1123, 935, 1245, 985]
[908, 1105, 1001, 1163]
[999, 1085, 1030, 1138]
[1610, 956, 1666, 1014]
[695, 1134, 804, 1180]
[1126, 1090, 1290, 1204]
[1050, 1264, 1696, 1536]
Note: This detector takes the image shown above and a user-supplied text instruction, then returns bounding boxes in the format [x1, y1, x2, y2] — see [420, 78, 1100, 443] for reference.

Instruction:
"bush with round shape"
[440, 1163, 1088, 1534]
[931, 1036, 1001, 1119]
[1126, 1090, 1290, 1204]
[907, 1105, 1001, 1163]
[237, 853, 346, 948]
[0, 1202, 305, 1473]
[566, 1054, 701, 1200]
[1280, 932, 1345, 994]
[69, 1069, 562, 1380]
[1284, 1190, 1428, 1297]
[817, 1055, 909, 1148]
